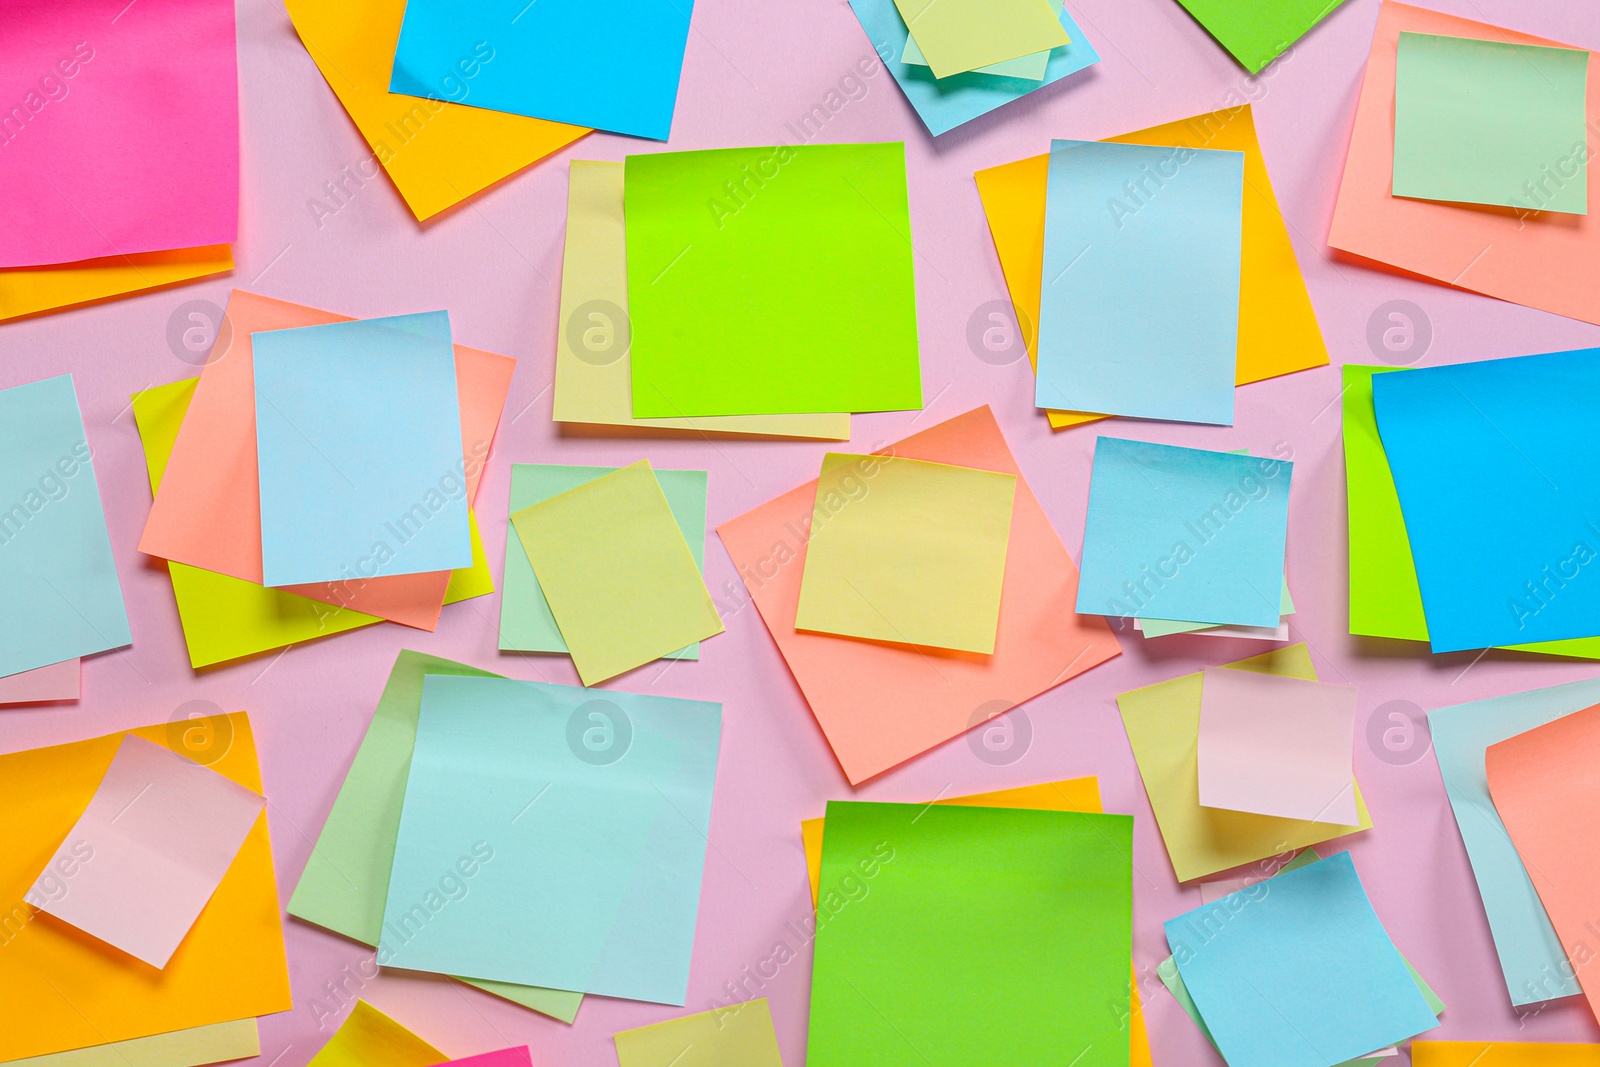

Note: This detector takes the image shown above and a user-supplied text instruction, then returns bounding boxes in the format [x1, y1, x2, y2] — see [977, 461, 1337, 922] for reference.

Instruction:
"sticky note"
[287, 650, 581, 1023]
[1037, 140, 1243, 424]
[510, 461, 723, 686]
[625, 144, 921, 417]
[2, 1020, 259, 1067]
[1118, 646, 1372, 883]
[0, 659, 79, 705]
[1394, 33, 1589, 214]
[390, 0, 692, 139]
[501, 465, 707, 660]
[718, 407, 1120, 784]
[893, 0, 1068, 78]
[1166, 853, 1438, 1067]
[0, 246, 232, 325]
[1140, 581, 1293, 639]
[795, 454, 1016, 654]
[1414, 1042, 1600, 1066]
[809, 801, 1131, 1065]
[0, 1, 237, 267]
[614, 1000, 783, 1067]
[0, 375, 131, 678]
[1172, 0, 1351, 74]
[305, 1002, 441, 1067]
[379, 675, 722, 1004]
[435, 1050, 530, 1067]
[901, 18, 1051, 80]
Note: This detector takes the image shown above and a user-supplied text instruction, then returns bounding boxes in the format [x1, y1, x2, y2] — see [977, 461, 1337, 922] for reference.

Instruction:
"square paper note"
[892, 0, 1068, 79]
[614, 999, 784, 1066]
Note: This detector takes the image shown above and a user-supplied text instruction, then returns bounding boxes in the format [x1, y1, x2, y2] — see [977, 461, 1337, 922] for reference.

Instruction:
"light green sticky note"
[1172, 0, 1350, 75]
[900, 3, 1054, 81]
[500, 464, 707, 661]
[287, 649, 583, 1023]
[625, 144, 921, 418]
[894, 0, 1068, 78]
[1393, 32, 1589, 215]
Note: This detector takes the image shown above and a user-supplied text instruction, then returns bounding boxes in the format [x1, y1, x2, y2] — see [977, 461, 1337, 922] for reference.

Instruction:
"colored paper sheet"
[848, 0, 1099, 137]
[1198, 669, 1358, 825]
[435, 1050, 529, 1067]
[1117, 645, 1372, 882]
[1394, 33, 1588, 214]
[1077, 438, 1291, 627]
[0, 1, 238, 267]
[1141, 579, 1293, 638]
[626, 144, 921, 417]
[0, 658, 79, 705]
[809, 801, 1131, 1066]
[1330, 3, 1600, 325]
[284, 0, 587, 221]
[1166, 853, 1438, 1067]
[501, 465, 707, 660]
[287, 650, 582, 1023]
[379, 675, 722, 1004]
[1173, 0, 1350, 74]
[0, 714, 288, 1061]
[718, 407, 1120, 784]
[976, 106, 1328, 430]
[0, 375, 131, 678]
[893, 0, 1068, 78]
[391, 0, 693, 140]
[614, 1000, 783, 1067]
[510, 461, 723, 686]
[1414, 1042, 1600, 1066]
[1037, 140, 1243, 424]
[1372, 349, 1600, 651]
[306, 1002, 441, 1067]
[901, 21, 1050, 81]
[551, 161, 849, 440]
[0, 246, 232, 325]
[3, 1021, 258, 1067]
[795, 454, 1016, 654]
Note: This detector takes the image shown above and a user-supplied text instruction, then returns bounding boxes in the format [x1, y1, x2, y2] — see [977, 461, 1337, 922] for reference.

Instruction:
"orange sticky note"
[0, 246, 232, 325]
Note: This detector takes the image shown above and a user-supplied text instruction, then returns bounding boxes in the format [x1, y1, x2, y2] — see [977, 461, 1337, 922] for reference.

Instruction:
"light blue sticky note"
[845, 0, 1098, 138]
[1139, 580, 1293, 637]
[252, 311, 471, 587]
[388, 0, 693, 140]
[1076, 438, 1290, 627]
[1036, 139, 1243, 425]
[1372, 348, 1600, 652]
[500, 464, 708, 660]
[1429, 677, 1600, 1006]
[0, 375, 131, 677]
[379, 674, 722, 1005]
[1165, 853, 1439, 1067]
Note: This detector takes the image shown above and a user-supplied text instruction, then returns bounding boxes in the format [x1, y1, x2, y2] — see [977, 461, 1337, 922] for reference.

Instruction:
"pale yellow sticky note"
[552, 161, 849, 440]
[895, 0, 1069, 78]
[4, 1021, 258, 1067]
[613, 998, 783, 1066]
[306, 1003, 442, 1067]
[511, 460, 723, 686]
[0, 246, 232, 324]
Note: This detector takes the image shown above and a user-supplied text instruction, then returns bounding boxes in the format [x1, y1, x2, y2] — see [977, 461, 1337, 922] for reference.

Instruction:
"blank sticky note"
[436, 1049, 531, 1067]
[1036, 140, 1243, 424]
[894, 0, 1068, 78]
[0, 658, 80, 705]
[1414, 1042, 1600, 1066]
[614, 999, 783, 1066]
[0, 246, 233, 326]
[305, 1002, 442, 1067]
[1173, 0, 1350, 74]
[4, 1019, 260, 1067]
[901, 17, 1051, 80]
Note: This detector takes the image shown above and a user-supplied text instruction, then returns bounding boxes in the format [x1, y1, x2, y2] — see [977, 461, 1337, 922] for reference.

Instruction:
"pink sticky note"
[0, 0, 239, 268]
[432, 1049, 532, 1067]
[1197, 668, 1359, 826]
[0, 658, 80, 704]
[25, 734, 265, 968]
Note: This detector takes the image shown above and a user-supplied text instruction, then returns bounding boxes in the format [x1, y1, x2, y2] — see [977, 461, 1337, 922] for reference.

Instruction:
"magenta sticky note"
[431, 1049, 532, 1067]
[0, 658, 79, 705]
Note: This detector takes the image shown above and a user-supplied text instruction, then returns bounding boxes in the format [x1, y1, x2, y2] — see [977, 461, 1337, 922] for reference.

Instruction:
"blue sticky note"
[845, 0, 1098, 137]
[1166, 853, 1438, 1067]
[0, 375, 131, 677]
[388, 0, 692, 140]
[379, 674, 722, 1005]
[1372, 348, 1600, 652]
[1036, 140, 1243, 424]
[1076, 438, 1290, 627]
[1429, 677, 1600, 1006]
[253, 311, 471, 587]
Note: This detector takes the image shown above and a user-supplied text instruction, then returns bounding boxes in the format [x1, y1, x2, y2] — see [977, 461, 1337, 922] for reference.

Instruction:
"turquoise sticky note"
[500, 464, 708, 660]
[1166, 853, 1438, 1067]
[379, 674, 722, 1005]
[1076, 438, 1291, 627]
[253, 311, 471, 587]
[0, 375, 131, 677]
[1036, 139, 1243, 424]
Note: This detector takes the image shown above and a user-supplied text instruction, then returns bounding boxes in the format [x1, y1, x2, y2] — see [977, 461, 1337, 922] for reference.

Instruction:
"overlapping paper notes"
[1172, 0, 1352, 73]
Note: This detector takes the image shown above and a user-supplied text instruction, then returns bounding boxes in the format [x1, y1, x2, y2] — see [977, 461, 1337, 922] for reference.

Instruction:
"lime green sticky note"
[901, 17, 1051, 81]
[500, 464, 707, 661]
[794, 453, 1016, 654]
[625, 144, 921, 418]
[1394, 33, 1589, 215]
[1173, 0, 1349, 75]
[894, 0, 1068, 78]
[808, 801, 1131, 1066]
[614, 998, 784, 1066]
[511, 461, 724, 686]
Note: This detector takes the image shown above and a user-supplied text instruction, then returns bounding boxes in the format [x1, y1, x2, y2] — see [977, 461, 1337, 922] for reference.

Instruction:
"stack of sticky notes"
[0, 1, 237, 322]
[130, 291, 512, 669]
[719, 407, 1120, 783]
[1332, 2, 1599, 323]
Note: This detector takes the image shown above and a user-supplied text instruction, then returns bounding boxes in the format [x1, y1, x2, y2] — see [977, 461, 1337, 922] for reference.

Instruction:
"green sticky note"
[1173, 0, 1350, 74]
[287, 649, 583, 1023]
[500, 464, 707, 661]
[901, 16, 1051, 81]
[808, 801, 1131, 1065]
[894, 0, 1067, 78]
[1393, 33, 1589, 215]
[625, 143, 922, 418]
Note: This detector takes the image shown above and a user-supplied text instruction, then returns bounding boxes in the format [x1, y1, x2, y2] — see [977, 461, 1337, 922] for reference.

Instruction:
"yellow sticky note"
[0, 246, 232, 324]
[306, 1003, 442, 1067]
[3, 1021, 258, 1067]
[511, 460, 724, 686]
[613, 998, 784, 1066]
[795, 454, 1016, 654]
[1413, 1041, 1600, 1066]
[895, 0, 1069, 78]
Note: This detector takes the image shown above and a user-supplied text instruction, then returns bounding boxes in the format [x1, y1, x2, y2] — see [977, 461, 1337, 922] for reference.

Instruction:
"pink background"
[3, 0, 1600, 1062]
